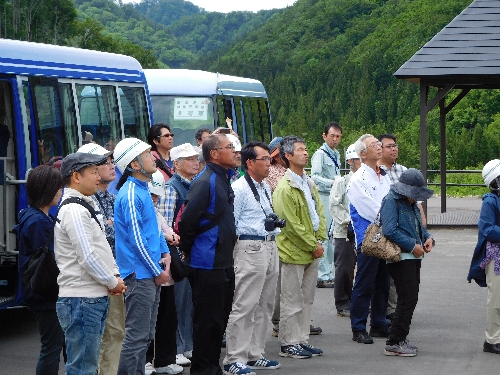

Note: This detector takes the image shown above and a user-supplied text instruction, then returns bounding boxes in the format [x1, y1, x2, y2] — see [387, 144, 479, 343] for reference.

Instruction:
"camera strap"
[244, 172, 273, 216]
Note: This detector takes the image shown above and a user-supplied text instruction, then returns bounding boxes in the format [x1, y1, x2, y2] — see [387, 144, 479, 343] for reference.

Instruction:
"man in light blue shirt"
[311, 122, 342, 288]
[223, 141, 281, 375]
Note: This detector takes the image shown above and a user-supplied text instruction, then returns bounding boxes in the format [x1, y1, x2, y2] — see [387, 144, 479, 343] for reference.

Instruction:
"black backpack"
[22, 197, 101, 302]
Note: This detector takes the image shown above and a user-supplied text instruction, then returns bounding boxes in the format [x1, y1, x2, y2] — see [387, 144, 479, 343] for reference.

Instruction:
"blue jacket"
[14, 207, 55, 311]
[380, 190, 433, 259]
[468, 193, 500, 287]
[178, 162, 237, 270]
[114, 176, 169, 279]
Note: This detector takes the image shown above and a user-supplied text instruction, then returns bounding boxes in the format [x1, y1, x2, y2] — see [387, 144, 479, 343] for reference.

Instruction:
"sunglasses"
[158, 133, 174, 138]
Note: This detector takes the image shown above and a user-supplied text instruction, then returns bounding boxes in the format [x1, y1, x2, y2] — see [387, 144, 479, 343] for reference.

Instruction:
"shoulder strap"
[57, 197, 102, 231]
[41, 197, 102, 249]
[153, 153, 173, 178]
[321, 147, 340, 171]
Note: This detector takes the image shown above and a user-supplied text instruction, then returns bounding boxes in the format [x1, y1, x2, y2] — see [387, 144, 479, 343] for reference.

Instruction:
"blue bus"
[0, 39, 153, 310]
[144, 69, 273, 146]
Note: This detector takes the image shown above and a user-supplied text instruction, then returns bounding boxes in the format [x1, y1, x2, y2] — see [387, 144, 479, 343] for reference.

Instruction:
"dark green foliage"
[189, 0, 500, 171]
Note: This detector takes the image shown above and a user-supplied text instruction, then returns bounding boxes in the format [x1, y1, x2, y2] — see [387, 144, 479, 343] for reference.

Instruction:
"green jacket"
[273, 169, 327, 264]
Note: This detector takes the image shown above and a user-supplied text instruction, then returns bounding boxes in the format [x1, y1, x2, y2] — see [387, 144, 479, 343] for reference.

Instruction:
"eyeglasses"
[383, 144, 398, 149]
[159, 133, 174, 138]
[368, 141, 382, 149]
[253, 156, 272, 162]
[214, 144, 235, 150]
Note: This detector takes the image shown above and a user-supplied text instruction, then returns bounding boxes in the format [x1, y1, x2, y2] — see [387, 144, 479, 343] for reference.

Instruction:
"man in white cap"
[329, 144, 361, 318]
[160, 143, 200, 368]
[77, 143, 123, 375]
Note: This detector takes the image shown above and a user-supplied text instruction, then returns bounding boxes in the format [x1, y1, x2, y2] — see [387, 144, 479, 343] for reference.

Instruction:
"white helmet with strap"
[148, 170, 165, 198]
[345, 144, 359, 160]
[77, 143, 111, 156]
[483, 159, 500, 190]
[113, 138, 152, 176]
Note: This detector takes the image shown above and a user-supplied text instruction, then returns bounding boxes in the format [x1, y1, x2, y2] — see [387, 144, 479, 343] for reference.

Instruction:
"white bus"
[144, 69, 273, 145]
[0, 39, 153, 309]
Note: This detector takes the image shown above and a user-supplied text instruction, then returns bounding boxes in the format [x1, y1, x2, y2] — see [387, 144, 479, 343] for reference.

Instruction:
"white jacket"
[54, 188, 119, 297]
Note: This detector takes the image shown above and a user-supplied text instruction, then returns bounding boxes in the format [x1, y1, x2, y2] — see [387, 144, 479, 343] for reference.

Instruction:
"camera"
[264, 213, 286, 231]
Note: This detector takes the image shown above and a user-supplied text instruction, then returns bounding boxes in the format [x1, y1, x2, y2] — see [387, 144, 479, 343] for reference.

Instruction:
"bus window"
[150, 96, 215, 146]
[77, 84, 121, 150]
[29, 78, 76, 167]
[119, 86, 150, 141]
[240, 97, 272, 144]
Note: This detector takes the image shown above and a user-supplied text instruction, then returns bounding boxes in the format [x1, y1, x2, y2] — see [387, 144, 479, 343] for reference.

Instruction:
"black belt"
[238, 235, 275, 241]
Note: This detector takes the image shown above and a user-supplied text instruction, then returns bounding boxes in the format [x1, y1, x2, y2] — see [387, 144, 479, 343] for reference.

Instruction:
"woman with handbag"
[14, 165, 65, 374]
[379, 168, 434, 357]
[468, 160, 500, 354]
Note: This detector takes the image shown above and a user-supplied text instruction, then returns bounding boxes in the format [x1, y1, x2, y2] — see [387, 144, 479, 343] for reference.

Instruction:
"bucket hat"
[391, 168, 433, 201]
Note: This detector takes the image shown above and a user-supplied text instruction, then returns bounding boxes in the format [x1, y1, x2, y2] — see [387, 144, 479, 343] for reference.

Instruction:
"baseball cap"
[170, 143, 201, 161]
[61, 152, 108, 179]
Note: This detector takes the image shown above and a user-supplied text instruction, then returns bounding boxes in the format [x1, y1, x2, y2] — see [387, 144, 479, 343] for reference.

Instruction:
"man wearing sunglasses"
[178, 134, 240, 375]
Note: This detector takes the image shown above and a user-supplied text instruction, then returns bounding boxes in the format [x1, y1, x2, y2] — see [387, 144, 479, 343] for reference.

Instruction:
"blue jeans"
[350, 246, 390, 332]
[118, 275, 160, 375]
[33, 309, 65, 375]
[56, 296, 109, 375]
[175, 278, 193, 354]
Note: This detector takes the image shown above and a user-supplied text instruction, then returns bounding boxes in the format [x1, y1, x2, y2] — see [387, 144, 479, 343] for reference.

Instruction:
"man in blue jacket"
[178, 134, 239, 375]
[113, 138, 171, 375]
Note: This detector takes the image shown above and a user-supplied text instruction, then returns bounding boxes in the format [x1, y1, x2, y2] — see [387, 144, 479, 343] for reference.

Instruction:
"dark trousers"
[33, 309, 65, 375]
[350, 246, 390, 332]
[387, 259, 421, 344]
[146, 285, 177, 367]
[333, 238, 357, 311]
[189, 268, 235, 375]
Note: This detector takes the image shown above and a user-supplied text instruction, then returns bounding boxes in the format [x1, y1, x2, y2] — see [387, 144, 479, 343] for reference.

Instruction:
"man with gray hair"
[347, 134, 391, 344]
[273, 136, 326, 359]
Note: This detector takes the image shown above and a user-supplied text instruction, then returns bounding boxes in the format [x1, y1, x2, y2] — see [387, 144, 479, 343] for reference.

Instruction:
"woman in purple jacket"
[15, 165, 64, 374]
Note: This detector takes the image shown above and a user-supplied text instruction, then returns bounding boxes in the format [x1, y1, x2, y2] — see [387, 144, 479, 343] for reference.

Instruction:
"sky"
[121, 0, 297, 13]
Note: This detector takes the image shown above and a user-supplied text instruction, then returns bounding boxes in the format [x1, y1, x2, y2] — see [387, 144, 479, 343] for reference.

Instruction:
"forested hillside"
[0, 0, 158, 67]
[190, 0, 499, 171]
[1, 0, 498, 171]
[73, 0, 280, 67]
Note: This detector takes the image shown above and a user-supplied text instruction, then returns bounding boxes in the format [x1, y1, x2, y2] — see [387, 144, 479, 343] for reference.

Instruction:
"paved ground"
[1, 200, 495, 375]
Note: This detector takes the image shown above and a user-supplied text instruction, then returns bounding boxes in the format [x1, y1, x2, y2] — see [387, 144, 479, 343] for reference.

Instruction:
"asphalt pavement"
[1, 198, 497, 375]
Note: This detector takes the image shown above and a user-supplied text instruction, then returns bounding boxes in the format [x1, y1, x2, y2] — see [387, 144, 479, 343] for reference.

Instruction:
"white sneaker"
[155, 363, 184, 374]
[145, 362, 156, 375]
[176, 354, 191, 366]
[183, 350, 192, 359]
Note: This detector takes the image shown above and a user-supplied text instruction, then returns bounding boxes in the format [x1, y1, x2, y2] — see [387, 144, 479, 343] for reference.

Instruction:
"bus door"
[0, 77, 23, 307]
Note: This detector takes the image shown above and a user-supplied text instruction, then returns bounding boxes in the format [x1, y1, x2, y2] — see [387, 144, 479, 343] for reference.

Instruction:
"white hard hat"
[113, 138, 151, 173]
[483, 159, 500, 188]
[77, 143, 112, 157]
[225, 134, 242, 152]
[345, 144, 359, 160]
[148, 170, 165, 198]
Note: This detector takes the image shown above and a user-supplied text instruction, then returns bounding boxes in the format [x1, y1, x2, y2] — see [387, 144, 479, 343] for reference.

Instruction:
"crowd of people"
[15, 121, 500, 375]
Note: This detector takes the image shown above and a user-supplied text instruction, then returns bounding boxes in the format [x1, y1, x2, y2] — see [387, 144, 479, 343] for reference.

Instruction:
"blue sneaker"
[223, 362, 256, 375]
[279, 344, 312, 359]
[247, 358, 281, 369]
[299, 343, 323, 356]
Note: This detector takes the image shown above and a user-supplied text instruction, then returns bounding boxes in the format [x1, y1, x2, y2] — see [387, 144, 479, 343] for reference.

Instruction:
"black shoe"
[369, 326, 389, 338]
[316, 280, 334, 288]
[352, 330, 374, 344]
[310, 324, 322, 335]
[483, 341, 500, 354]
